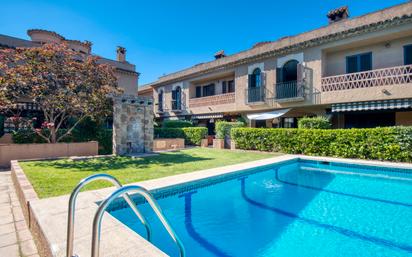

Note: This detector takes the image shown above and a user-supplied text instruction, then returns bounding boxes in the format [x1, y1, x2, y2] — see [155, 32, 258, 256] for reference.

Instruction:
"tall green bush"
[298, 116, 331, 129]
[95, 129, 113, 155]
[162, 120, 193, 128]
[215, 121, 245, 139]
[12, 126, 113, 155]
[0, 115, 4, 137]
[231, 127, 412, 162]
[154, 127, 207, 145]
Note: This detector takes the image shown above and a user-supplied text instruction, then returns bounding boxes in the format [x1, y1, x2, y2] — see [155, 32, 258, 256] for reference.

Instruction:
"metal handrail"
[91, 185, 186, 257]
[274, 81, 305, 99]
[66, 174, 152, 257]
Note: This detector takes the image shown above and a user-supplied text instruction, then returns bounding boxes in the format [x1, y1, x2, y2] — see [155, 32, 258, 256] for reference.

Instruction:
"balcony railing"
[189, 92, 235, 108]
[171, 100, 182, 111]
[246, 87, 265, 103]
[156, 104, 164, 113]
[321, 64, 412, 92]
[275, 81, 304, 100]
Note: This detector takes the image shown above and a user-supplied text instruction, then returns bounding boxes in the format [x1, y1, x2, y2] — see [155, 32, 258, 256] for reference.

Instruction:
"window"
[281, 60, 298, 82]
[222, 81, 227, 94]
[404, 44, 412, 65]
[195, 86, 202, 98]
[228, 80, 235, 93]
[255, 120, 266, 128]
[171, 86, 182, 110]
[249, 68, 261, 88]
[222, 80, 235, 93]
[202, 83, 215, 97]
[282, 117, 297, 128]
[158, 90, 163, 112]
[346, 52, 372, 73]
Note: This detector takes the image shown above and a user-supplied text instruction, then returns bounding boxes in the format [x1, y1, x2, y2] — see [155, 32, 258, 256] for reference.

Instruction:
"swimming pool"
[109, 158, 412, 257]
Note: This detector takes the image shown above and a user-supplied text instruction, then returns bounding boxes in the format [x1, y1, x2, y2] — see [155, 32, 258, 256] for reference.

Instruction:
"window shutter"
[171, 89, 176, 100]
[196, 86, 202, 97]
[276, 68, 283, 83]
[248, 74, 253, 88]
[222, 81, 227, 93]
[360, 53, 372, 71]
[405, 45, 412, 65]
[261, 72, 266, 87]
[228, 80, 235, 92]
[297, 63, 304, 83]
[346, 56, 358, 73]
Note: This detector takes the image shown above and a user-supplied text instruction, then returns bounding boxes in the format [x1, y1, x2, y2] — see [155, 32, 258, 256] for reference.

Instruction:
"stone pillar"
[112, 94, 154, 155]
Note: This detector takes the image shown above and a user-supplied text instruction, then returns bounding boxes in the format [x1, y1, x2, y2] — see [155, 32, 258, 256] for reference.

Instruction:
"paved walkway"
[0, 171, 39, 257]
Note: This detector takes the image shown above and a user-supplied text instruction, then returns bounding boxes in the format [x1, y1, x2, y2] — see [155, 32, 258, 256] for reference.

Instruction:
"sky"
[0, 0, 408, 85]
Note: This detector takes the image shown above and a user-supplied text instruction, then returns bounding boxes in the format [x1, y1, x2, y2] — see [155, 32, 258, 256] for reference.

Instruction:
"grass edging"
[11, 160, 53, 257]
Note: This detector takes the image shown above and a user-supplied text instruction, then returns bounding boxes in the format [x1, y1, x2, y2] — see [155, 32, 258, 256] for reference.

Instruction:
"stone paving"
[0, 171, 39, 257]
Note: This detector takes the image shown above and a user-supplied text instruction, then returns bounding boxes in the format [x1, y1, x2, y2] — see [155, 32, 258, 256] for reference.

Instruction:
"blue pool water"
[109, 159, 412, 257]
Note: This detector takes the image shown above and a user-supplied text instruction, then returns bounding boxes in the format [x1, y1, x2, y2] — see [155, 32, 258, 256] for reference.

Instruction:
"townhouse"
[140, 2, 412, 133]
[0, 29, 140, 132]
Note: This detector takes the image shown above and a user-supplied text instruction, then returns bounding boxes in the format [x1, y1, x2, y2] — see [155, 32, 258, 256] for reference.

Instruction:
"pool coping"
[12, 155, 412, 257]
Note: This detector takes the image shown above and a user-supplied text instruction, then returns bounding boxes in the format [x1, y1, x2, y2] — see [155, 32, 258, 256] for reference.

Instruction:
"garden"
[20, 147, 281, 198]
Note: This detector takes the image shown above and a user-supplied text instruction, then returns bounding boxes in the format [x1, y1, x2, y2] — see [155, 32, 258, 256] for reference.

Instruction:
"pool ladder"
[66, 174, 186, 257]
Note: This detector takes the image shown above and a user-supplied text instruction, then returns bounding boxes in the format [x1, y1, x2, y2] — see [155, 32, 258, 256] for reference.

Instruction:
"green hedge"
[298, 116, 331, 129]
[162, 120, 193, 128]
[12, 129, 73, 144]
[215, 121, 245, 139]
[12, 128, 112, 155]
[0, 115, 4, 137]
[154, 127, 208, 145]
[231, 127, 412, 162]
[94, 129, 113, 155]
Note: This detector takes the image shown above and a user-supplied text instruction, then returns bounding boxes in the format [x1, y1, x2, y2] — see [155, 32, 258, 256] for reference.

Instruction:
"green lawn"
[20, 148, 282, 198]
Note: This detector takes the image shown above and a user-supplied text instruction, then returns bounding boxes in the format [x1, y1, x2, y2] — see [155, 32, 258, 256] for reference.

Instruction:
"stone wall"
[112, 95, 154, 155]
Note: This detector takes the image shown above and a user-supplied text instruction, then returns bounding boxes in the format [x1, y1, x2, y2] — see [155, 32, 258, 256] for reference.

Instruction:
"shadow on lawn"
[30, 152, 212, 172]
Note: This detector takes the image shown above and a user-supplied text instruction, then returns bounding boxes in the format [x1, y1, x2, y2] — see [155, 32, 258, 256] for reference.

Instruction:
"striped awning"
[332, 99, 412, 112]
[191, 113, 224, 119]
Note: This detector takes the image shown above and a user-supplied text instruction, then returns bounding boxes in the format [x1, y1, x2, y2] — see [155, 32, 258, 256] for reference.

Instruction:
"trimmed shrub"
[231, 127, 412, 162]
[12, 129, 73, 144]
[12, 127, 113, 155]
[95, 129, 113, 155]
[182, 127, 208, 145]
[298, 116, 331, 129]
[154, 127, 208, 145]
[0, 115, 4, 137]
[215, 121, 245, 139]
[162, 120, 193, 128]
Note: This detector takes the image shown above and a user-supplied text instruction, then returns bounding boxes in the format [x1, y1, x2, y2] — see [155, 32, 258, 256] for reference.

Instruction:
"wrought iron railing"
[157, 104, 164, 113]
[275, 81, 304, 100]
[171, 100, 182, 111]
[246, 87, 265, 103]
[321, 64, 412, 92]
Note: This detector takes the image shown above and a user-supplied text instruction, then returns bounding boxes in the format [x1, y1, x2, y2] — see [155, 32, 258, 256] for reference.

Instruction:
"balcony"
[171, 100, 182, 112]
[274, 81, 305, 102]
[246, 87, 265, 104]
[189, 92, 235, 108]
[321, 64, 412, 92]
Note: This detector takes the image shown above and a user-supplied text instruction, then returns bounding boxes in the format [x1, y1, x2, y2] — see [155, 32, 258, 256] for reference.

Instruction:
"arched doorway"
[276, 60, 299, 99]
[172, 86, 182, 110]
[282, 60, 298, 82]
[248, 68, 264, 102]
[158, 90, 163, 112]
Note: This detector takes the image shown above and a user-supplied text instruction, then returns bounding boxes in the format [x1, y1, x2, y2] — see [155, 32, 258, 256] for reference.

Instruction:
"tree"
[0, 43, 122, 143]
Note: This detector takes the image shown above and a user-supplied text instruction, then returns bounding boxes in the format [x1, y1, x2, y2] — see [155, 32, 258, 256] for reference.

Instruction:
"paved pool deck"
[0, 170, 39, 257]
[15, 155, 412, 257]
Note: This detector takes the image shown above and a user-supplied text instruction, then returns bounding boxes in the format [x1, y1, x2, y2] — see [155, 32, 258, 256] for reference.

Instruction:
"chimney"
[214, 50, 226, 59]
[116, 46, 126, 62]
[327, 6, 349, 24]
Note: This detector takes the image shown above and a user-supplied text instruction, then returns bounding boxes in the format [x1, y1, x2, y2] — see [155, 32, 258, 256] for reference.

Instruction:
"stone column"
[112, 94, 154, 155]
